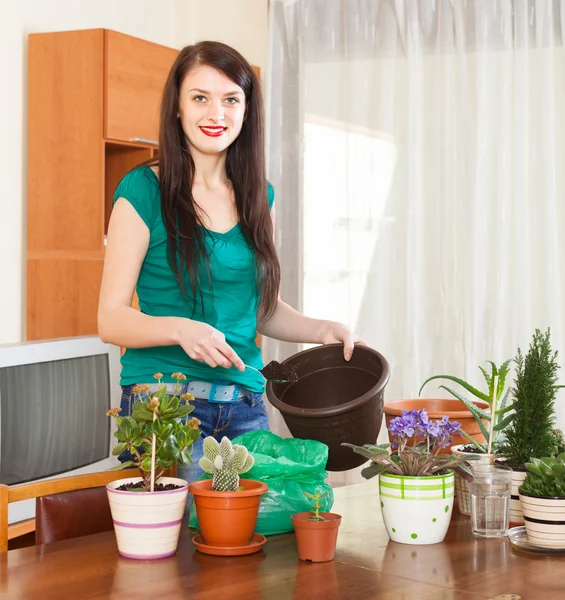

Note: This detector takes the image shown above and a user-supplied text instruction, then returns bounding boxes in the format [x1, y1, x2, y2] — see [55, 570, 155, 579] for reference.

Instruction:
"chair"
[0, 468, 140, 552]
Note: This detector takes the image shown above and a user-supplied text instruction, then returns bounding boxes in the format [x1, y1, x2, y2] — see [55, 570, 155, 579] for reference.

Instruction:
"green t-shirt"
[113, 167, 274, 392]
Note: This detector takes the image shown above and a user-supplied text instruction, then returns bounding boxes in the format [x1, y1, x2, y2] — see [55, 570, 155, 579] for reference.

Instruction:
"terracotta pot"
[450, 445, 497, 515]
[291, 512, 342, 562]
[189, 479, 267, 548]
[106, 476, 188, 560]
[509, 467, 527, 526]
[384, 398, 490, 454]
[266, 344, 390, 471]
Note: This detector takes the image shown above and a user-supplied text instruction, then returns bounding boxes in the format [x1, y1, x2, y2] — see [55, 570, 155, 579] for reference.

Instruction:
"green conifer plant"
[499, 328, 564, 468]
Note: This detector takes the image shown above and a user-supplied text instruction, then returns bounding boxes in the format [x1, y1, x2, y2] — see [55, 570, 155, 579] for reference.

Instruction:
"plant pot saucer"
[508, 526, 565, 555]
[192, 533, 267, 556]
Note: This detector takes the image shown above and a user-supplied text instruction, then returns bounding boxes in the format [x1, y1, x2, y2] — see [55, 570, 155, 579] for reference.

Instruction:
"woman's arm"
[98, 198, 244, 370]
[258, 207, 366, 360]
[257, 300, 365, 361]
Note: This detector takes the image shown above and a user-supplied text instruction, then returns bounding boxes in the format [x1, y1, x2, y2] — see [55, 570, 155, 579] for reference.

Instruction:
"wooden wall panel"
[27, 259, 104, 340]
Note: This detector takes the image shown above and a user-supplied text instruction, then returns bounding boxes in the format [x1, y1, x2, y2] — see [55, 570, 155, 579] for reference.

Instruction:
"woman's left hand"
[317, 320, 368, 361]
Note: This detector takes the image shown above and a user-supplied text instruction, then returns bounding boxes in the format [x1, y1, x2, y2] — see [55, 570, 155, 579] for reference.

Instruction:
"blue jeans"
[118, 382, 269, 486]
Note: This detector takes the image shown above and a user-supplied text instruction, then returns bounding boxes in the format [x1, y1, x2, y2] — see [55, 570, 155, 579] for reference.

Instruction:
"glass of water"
[469, 464, 512, 538]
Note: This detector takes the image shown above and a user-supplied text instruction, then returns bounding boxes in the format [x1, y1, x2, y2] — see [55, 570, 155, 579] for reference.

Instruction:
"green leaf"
[460, 429, 487, 452]
[179, 449, 194, 465]
[493, 413, 514, 432]
[303, 492, 315, 499]
[495, 359, 513, 398]
[360, 463, 388, 479]
[120, 417, 136, 438]
[439, 386, 491, 442]
[111, 442, 127, 456]
[108, 460, 136, 470]
[419, 375, 491, 403]
[132, 408, 155, 422]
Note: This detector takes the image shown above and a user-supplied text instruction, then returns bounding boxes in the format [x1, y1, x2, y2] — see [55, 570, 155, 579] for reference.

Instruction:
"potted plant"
[343, 409, 473, 545]
[291, 491, 342, 562]
[418, 360, 514, 515]
[498, 328, 564, 525]
[189, 436, 268, 555]
[105, 372, 201, 559]
[519, 453, 565, 548]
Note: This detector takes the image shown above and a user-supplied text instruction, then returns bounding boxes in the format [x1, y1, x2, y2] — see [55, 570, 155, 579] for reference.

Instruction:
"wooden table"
[1, 481, 563, 599]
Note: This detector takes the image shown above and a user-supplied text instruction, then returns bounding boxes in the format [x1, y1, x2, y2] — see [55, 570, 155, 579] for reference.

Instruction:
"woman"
[98, 41, 365, 481]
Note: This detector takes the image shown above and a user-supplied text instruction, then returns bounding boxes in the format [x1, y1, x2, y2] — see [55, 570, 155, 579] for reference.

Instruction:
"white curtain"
[265, 0, 565, 485]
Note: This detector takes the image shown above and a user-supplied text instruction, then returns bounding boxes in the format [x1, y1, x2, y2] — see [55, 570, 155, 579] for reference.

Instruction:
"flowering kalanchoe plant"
[342, 409, 474, 481]
[107, 372, 201, 491]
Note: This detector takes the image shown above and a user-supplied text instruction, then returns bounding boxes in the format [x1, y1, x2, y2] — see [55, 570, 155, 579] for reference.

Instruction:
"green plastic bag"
[188, 429, 334, 535]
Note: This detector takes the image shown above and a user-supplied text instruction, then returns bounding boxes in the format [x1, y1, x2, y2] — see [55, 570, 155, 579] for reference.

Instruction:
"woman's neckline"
[144, 166, 240, 238]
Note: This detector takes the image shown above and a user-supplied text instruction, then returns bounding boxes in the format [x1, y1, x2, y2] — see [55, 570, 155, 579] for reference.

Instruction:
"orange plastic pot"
[189, 479, 268, 547]
[291, 512, 342, 562]
[384, 398, 489, 453]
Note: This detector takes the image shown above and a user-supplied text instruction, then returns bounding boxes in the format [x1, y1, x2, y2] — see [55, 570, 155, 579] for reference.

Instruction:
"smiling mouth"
[200, 126, 227, 137]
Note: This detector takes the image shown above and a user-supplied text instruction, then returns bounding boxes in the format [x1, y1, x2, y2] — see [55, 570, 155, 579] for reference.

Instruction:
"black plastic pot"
[266, 344, 390, 471]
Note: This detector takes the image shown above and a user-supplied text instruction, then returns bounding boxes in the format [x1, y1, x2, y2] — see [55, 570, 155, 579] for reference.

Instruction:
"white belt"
[143, 381, 249, 403]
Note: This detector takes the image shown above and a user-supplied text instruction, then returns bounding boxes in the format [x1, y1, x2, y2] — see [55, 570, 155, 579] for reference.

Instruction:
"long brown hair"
[154, 41, 280, 319]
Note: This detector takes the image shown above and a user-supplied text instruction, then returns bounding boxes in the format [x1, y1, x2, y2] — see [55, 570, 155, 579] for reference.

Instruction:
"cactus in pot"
[199, 436, 254, 492]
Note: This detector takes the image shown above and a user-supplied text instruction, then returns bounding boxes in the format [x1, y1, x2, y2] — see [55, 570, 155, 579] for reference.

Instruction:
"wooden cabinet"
[27, 29, 175, 340]
[105, 30, 177, 143]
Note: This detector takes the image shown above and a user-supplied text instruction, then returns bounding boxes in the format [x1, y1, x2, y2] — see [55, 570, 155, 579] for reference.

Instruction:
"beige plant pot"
[520, 492, 565, 548]
[509, 468, 527, 526]
[450, 445, 497, 515]
[106, 476, 189, 559]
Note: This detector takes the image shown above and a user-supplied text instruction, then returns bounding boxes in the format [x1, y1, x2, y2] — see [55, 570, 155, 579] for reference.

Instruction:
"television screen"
[0, 354, 111, 485]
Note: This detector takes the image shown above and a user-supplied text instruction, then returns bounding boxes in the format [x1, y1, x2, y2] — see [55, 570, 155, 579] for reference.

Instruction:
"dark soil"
[460, 445, 487, 454]
[116, 481, 184, 492]
[260, 360, 298, 382]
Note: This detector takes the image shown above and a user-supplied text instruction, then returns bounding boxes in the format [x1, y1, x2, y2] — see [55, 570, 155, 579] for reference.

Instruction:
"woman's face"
[178, 64, 246, 157]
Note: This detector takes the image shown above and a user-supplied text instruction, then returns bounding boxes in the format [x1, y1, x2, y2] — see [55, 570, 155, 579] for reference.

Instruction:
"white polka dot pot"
[379, 471, 455, 545]
[106, 476, 189, 559]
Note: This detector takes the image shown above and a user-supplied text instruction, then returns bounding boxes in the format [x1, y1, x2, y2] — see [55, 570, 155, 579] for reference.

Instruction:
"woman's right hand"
[176, 320, 245, 371]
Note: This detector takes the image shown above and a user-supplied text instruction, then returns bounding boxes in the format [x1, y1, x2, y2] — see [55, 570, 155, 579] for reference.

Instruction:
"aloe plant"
[520, 454, 565, 497]
[419, 360, 514, 454]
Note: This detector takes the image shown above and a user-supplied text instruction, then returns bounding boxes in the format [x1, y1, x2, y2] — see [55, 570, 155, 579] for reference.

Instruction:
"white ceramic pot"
[450, 445, 496, 515]
[509, 468, 527, 526]
[520, 492, 565, 548]
[379, 471, 455, 545]
[106, 476, 189, 559]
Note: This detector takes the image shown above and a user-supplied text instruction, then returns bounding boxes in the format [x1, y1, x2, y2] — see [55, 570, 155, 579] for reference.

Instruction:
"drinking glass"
[469, 464, 512, 538]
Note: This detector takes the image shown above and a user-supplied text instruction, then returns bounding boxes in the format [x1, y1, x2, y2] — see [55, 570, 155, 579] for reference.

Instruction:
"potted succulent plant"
[418, 360, 514, 515]
[105, 372, 201, 559]
[291, 491, 342, 562]
[343, 409, 473, 545]
[519, 453, 565, 549]
[189, 436, 268, 555]
[498, 328, 565, 525]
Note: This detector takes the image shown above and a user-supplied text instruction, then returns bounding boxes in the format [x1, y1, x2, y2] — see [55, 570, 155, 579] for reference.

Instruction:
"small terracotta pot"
[384, 398, 490, 453]
[189, 479, 267, 548]
[291, 512, 342, 562]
